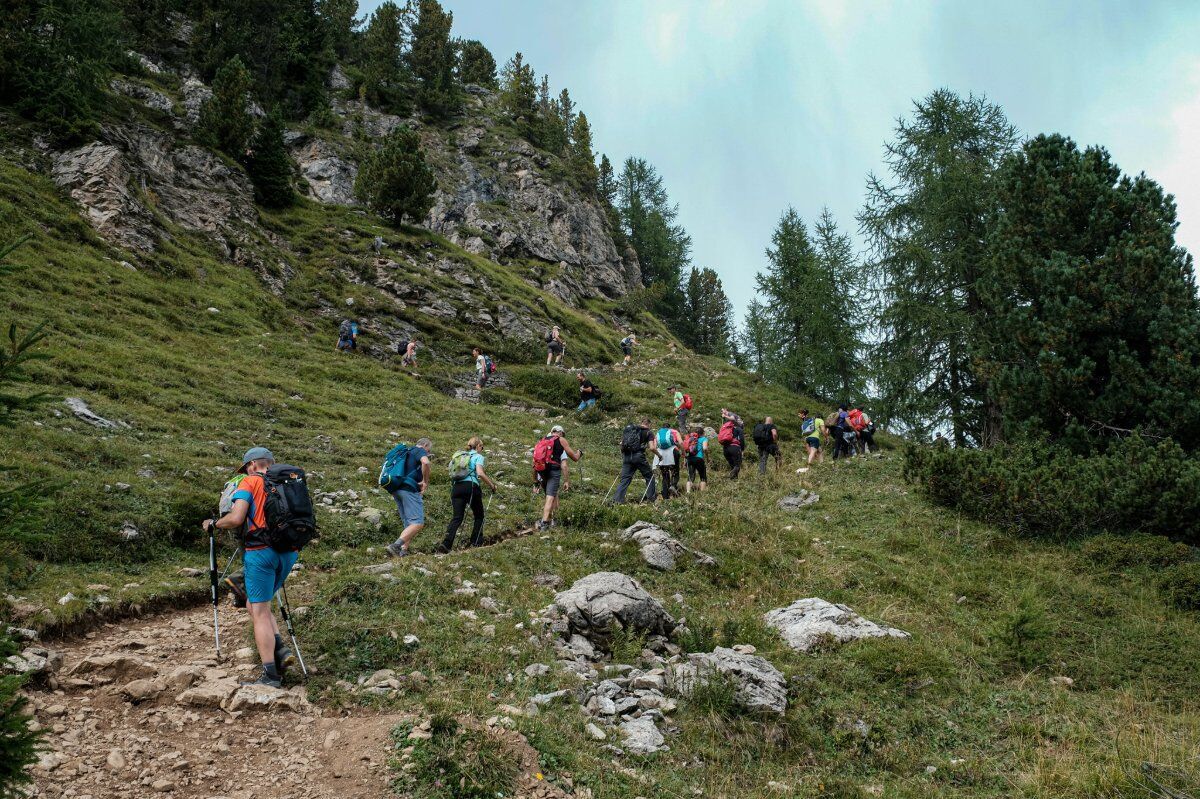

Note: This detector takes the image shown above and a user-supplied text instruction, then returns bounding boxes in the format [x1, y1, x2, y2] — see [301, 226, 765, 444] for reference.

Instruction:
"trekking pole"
[602, 474, 619, 503]
[207, 521, 221, 660]
[277, 584, 308, 678]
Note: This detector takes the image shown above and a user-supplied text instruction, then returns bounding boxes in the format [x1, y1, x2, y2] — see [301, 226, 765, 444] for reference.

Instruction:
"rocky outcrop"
[765, 598, 910, 652]
[672, 647, 788, 715]
[549, 572, 676, 645]
[52, 123, 256, 255]
[620, 521, 716, 571]
[289, 136, 358, 205]
[777, 490, 819, 510]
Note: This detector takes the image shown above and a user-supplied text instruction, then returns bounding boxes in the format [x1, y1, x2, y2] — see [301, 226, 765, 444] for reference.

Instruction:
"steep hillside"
[3, 39, 1200, 799]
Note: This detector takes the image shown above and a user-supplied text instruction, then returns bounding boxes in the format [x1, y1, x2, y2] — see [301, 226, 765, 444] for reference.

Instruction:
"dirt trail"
[24, 603, 404, 799]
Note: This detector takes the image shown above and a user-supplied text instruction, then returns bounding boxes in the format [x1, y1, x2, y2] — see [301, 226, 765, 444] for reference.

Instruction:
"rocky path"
[22, 603, 405, 799]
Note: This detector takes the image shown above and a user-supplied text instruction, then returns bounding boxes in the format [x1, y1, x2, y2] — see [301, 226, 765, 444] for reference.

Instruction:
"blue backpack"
[656, 428, 674, 449]
[379, 443, 420, 492]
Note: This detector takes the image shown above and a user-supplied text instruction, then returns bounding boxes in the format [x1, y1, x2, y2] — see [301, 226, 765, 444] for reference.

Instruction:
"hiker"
[671, 387, 692, 431]
[532, 425, 581, 530]
[336, 319, 358, 352]
[753, 416, 783, 475]
[576, 372, 600, 411]
[798, 408, 825, 465]
[717, 409, 745, 479]
[546, 326, 565, 366]
[683, 426, 709, 492]
[933, 432, 950, 448]
[613, 417, 657, 503]
[381, 437, 432, 557]
[436, 437, 499, 553]
[473, 347, 489, 391]
[829, 405, 855, 460]
[201, 447, 296, 688]
[848, 407, 876, 454]
[620, 333, 638, 367]
[398, 339, 419, 368]
[653, 422, 682, 500]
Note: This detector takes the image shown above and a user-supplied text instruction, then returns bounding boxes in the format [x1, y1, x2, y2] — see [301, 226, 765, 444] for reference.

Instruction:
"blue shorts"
[392, 489, 425, 526]
[541, 468, 562, 497]
[806, 436, 821, 449]
[243, 548, 299, 604]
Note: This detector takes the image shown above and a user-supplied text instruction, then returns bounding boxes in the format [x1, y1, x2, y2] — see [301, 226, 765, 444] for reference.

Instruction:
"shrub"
[354, 127, 437, 225]
[1157, 563, 1200, 611]
[1081, 533, 1192, 572]
[393, 714, 517, 799]
[0, 633, 41, 797]
[991, 589, 1053, 670]
[904, 438, 1200, 543]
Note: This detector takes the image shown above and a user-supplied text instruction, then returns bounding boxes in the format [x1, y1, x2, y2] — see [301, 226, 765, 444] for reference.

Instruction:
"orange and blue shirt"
[231, 474, 270, 550]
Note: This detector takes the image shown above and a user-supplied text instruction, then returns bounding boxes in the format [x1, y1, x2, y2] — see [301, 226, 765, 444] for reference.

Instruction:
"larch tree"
[197, 55, 255, 157]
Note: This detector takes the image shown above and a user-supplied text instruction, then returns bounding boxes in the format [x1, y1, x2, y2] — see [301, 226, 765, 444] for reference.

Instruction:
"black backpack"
[752, 423, 772, 447]
[620, 424, 644, 453]
[262, 464, 317, 552]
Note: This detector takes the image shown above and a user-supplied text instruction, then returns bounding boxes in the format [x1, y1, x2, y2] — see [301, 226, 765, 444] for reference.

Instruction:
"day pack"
[262, 464, 317, 553]
[684, 432, 700, 457]
[717, 421, 735, 446]
[545, 330, 554, 343]
[485, 355, 497, 374]
[338, 320, 352, 338]
[532, 435, 557, 472]
[621, 336, 632, 347]
[656, 428, 674, 449]
[801, 417, 817, 436]
[825, 412, 840, 428]
[847, 409, 865, 432]
[681, 393, 693, 410]
[218, 474, 245, 516]
[620, 424, 644, 453]
[752, 423, 772, 447]
[448, 450, 474, 482]
[379, 443, 420, 492]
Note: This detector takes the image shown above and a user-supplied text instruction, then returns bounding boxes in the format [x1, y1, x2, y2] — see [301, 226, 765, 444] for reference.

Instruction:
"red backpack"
[684, 432, 700, 456]
[532, 435, 557, 472]
[848, 409, 866, 432]
[682, 393, 693, 410]
[717, 421, 735, 445]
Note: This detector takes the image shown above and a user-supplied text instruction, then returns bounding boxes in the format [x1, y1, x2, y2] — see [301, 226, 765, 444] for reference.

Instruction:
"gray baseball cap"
[238, 446, 275, 473]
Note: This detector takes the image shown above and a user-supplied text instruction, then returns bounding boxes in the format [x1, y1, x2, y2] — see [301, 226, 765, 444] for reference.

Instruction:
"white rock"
[673, 647, 788, 715]
[764, 598, 910, 652]
[619, 716, 665, 755]
[586, 722, 607, 740]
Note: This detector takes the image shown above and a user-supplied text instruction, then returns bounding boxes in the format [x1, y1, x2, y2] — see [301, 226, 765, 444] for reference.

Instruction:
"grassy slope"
[2, 133, 1199, 798]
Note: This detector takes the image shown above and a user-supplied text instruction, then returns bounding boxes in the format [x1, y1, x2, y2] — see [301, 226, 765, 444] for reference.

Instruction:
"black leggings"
[723, 444, 743, 479]
[441, 482, 484, 550]
[686, 457, 707, 483]
[658, 464, 678, 497]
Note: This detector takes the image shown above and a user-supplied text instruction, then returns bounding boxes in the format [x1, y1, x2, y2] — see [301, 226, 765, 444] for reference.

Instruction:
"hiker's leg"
[248, 601, 278, 667]
[441, 483, 470, 551]
[614, 458, 635, 504]
[758, 448, 767, 475]
[468, 485, 485, 546]
[638, 458, 656, 501]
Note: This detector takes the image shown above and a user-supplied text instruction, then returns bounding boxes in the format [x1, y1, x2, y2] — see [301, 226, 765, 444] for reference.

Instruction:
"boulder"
[619, 716, 665, 755]
[224, 684, 310, 713]
[550, 572, 676, 645]
[4, 646, 63, 677]
[120, 677, 168, 703]
[290, 138, 357, 205]
[175, 678, 239, 708]
[673, 647, 788, 715]
[620, 521, 716, 571]
[66, 654, 156, 681]
[777, 490, 819, 511]
[764, 598, 909, 652]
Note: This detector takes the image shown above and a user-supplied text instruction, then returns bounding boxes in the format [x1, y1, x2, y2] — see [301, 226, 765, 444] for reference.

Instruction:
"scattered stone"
[57, 592, 77, 606]
[4, 646, 62, 677]
[619, 521, 716, 571]
[673, 647, 788, 715]
[64, 397, 128, 430]
[586, 722, 607, 740]
[619, 716, 666, 755]
[106, 749, 126, 770]
[1049, 675, 1074, 689]
[224, 684, 310, 713]
[176, 678, 239, 708]
[120, 677, 167, 703]
[777, 490, 819, 511]
[524, 663, 550, 678]
[764, 598, 910, 652]
[550, 572, 676, 646]
[176, 567, 204, 577]
[66, 654, 156, 681]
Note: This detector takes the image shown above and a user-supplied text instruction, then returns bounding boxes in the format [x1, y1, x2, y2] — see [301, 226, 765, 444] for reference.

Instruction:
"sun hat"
[238, 446, 275, 474]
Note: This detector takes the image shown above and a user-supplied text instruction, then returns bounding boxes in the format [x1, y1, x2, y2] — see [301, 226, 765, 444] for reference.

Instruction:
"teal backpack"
[379, 443, 420, 492]
[656, 428, 674, 449]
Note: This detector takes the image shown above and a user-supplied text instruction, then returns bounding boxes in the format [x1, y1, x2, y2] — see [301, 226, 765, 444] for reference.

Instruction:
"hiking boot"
[275, 644, 296, 673]
[535, 520, 549, 532]
[223, 571, 247, 608]
[432, 542, 451, 556]
[385, 542, 409, 558]
[241, 673, 282, 689]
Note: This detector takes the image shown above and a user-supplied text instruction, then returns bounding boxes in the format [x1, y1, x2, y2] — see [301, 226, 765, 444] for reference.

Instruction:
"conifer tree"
[813, 208, 866, 400]
[558, 88, 575, 142]
[597, 154, 617, 205]
[499, 52, 536, 120]
[354, 126, 437, 225]
[683, 267, 735, 358]
[361, 1, 409, 111]
[570, 112, 598, 193]
[977, 134, 1200, 452]
[197, 55, 255, 157]
[859, 89, 1017, 444]
[318, 0, 362, 61]
[618, 157, 691, 328]
[457, 39, 496, 87]
[244, 111, 294, 208]
[738, 298, 773, 374]
[407, 0, 458, 118]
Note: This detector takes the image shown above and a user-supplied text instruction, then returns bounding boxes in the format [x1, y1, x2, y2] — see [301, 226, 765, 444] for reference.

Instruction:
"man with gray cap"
[532, 425, 581, 531]
[202, 447, 297, 688]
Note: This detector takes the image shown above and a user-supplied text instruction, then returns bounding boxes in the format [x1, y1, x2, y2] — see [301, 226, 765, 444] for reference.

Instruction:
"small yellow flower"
[535, 772, 544, 781]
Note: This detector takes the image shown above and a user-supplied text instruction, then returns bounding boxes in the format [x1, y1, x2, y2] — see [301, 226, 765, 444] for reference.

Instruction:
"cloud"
[1148, 60, 1200, 266]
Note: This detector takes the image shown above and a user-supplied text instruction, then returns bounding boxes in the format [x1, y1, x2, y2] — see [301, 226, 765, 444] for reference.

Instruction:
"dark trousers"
[676, 407, 688, 431]
[658, 464, 678, 498]
[723, 444, 743, 479]
[758, 444, 781, 475]
[832, 427, 856, 459]
[441, 482, 484, 550]
[859, 429, 876, 453]
[614, 452, 656, 503]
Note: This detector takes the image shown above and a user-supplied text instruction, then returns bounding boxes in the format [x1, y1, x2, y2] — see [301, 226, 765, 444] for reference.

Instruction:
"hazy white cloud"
[1146, 60, 1200, 267]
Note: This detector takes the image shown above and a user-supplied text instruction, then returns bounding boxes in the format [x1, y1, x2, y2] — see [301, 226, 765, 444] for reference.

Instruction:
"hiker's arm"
[476, 462, 497, 491]
[206, 499, 248, 531]
[419, 457, 431, 492]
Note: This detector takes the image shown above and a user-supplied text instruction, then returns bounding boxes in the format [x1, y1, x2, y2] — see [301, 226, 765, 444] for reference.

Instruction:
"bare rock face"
[765, 598, 910, 652]
[550, 572, 676, 645]
[672, 647, 788, 715]
[621, 521, 716, 571]
[289, 137, 358, 205]
[52, 124, 255, 254]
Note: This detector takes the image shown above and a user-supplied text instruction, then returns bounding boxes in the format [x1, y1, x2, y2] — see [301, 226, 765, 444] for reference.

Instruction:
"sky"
[363, 0, 1200, 321]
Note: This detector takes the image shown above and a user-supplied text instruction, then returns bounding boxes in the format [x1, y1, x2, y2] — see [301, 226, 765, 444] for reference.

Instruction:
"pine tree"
[977, 134, 1200, 452]
[407, 0, 458, 118]
[318, 0, 363, 61]
[570, 111, 598, 193]
[457, 39, 496, 87]
[0, 0, 123, 142]
[244, 111, 294, 208]
[499, 52, 536, 120]
[530, 74, 566, 152]
[361, 1, 409, 112]
[197, 55, 255, 157]
[756, 208, 821, 393]
[597, 154, 616, 205]
[859, 89, 1017, 444]
[738, 298, 773, 374]
[683, 267, 735, 358]
[354, 126, 437, 225]
[558, 88, 575, 142]
[617, 157, 691, 329]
